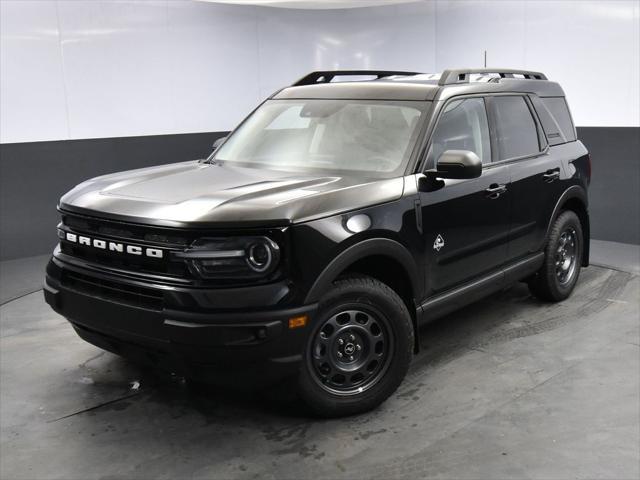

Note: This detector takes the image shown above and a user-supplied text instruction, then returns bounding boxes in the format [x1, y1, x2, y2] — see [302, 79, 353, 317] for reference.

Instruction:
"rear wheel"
[298, 275, 413, 417]
[529, 210, 583, 302]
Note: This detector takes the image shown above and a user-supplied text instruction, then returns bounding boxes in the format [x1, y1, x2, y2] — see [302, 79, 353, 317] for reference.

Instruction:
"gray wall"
[577, 127, 640, 245]
[0, 127, 637, 261]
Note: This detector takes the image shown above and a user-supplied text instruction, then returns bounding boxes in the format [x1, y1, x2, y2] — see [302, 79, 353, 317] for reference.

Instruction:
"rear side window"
[542, 97, 576, 142]
[426, 97, 491, 169]
[491, 96, 540, 160]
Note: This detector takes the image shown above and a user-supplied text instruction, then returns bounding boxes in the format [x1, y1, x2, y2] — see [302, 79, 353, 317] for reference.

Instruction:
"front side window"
[212, 99, 427, 178]
[492, 96, 541, 160]
[425, 97, 491, 169]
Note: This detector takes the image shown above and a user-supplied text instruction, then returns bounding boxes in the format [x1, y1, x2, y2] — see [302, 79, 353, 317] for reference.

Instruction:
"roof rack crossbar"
[438, 68, 547, 86]
[292, 70, 421, 86]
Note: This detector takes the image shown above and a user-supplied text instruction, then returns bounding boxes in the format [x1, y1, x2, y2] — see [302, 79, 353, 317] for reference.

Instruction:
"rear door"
[487, 95, 564, 260]
[419, 96, 511, 294]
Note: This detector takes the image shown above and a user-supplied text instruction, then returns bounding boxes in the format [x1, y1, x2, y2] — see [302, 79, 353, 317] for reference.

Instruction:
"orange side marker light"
[288, 315, 308, 329]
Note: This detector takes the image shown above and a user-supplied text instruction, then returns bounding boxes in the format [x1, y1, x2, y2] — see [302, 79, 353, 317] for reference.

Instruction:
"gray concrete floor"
[0, 254, 50, 305]
[1, 247, 639, 479]
[590, 240, 640, 275]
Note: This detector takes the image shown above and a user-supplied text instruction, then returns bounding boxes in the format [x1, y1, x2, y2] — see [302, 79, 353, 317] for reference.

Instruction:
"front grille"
[57, 210, 289, 287]
[62, 213, 190, 246]
[62, 270, 164, 311]
[59, 242, 186, 277]
[59, 211, 192, 277]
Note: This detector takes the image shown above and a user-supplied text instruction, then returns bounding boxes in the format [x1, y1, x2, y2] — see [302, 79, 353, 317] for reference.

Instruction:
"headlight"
[176, 237, 280, 279]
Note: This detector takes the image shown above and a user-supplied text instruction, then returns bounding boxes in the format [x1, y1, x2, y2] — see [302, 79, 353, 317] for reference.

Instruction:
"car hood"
[60, 161, 405, 226]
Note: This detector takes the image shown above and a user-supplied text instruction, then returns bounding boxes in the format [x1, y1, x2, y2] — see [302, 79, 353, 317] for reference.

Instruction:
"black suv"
[45, 69, 591, 416]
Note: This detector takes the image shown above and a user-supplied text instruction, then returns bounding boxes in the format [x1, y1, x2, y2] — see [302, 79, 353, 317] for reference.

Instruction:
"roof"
[272, 69, 566, 101]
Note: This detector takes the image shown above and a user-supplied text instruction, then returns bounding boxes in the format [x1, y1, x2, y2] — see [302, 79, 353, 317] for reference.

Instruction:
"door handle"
[543, 169, 560, 182]
[485, 183, 507, 199]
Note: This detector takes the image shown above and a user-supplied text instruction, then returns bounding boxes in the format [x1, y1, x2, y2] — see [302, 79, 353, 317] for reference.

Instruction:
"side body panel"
[509, 142, 589, 258]
[418, 164, 511, 294]
[412, 93, 512, 296]
[294, 192, 425, 307]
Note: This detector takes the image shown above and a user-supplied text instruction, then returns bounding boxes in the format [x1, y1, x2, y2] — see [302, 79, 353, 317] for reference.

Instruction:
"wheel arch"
[304, 238, 422, 352]
[546, 186, 590, 266]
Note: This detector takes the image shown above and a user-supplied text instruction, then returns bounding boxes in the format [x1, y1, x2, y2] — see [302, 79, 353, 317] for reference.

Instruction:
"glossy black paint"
[44, 74, 591, 381]
[419, 163, 511, 293]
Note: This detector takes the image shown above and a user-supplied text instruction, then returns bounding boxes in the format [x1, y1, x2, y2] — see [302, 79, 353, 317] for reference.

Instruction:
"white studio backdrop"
[1, 0, 638, 144]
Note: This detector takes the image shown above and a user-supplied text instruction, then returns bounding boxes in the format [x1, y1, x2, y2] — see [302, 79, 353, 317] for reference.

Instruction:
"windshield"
[211, 99, 427, 177]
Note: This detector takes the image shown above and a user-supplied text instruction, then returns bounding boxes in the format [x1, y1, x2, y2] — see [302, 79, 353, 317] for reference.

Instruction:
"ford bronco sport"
[45, 69, 591, 417]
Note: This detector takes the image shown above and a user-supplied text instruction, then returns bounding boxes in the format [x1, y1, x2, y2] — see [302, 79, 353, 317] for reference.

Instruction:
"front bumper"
[44, 253, 316, 385]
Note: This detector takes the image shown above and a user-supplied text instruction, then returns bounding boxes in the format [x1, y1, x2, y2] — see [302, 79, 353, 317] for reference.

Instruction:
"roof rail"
[438, 68, 547, 86]
[292, 70, 421, 86]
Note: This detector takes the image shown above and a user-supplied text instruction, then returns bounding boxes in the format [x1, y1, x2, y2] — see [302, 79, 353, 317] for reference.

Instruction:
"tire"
[297, 275, 414, 417]
[528, 210, 583, 302]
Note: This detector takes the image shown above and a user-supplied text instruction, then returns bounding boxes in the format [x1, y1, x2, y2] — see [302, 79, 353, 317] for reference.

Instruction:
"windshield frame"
[207, 98, 431, 179]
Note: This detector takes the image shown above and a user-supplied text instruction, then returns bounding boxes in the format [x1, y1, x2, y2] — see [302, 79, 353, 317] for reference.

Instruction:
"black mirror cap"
[435, 150, 482, 179]
[212, 136, 228, 151]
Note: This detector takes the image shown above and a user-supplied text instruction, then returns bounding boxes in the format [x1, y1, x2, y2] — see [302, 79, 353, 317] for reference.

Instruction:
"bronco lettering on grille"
[64, 232, 164, 259]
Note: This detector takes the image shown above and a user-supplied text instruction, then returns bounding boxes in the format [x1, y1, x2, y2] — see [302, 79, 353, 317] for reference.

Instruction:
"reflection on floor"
[0, 243, 638, 479]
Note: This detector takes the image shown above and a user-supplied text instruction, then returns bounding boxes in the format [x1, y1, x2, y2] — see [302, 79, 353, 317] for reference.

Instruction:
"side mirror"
[434, 150, 482, 179]
[418, 150, 482, 192]
[212, 136, 227, 152]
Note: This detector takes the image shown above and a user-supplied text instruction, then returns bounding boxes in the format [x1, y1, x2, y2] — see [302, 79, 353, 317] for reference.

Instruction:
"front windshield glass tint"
[212, 99, 427, 177]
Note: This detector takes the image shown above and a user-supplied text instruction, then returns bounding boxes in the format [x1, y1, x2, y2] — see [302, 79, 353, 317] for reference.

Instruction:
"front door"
[418, 97, 511, 294]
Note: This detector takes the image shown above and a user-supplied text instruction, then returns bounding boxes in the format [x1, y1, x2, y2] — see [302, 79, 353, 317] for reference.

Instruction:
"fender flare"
[304, 238, 422, 304]
[545, 185, 590, 265]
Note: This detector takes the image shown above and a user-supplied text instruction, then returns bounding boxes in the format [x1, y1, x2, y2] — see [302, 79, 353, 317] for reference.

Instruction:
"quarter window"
[492, 96, 541, 160]
[426, 98, 491, 169]
[542, 97, 576, 142]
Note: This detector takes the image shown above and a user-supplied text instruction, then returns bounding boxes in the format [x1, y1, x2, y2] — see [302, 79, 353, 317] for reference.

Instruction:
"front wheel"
[528, 210, 583, 302]
[297, 276, 413, 417]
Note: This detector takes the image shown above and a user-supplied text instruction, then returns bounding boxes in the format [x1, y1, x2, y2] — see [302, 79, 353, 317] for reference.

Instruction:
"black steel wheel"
[298, 275, 413, 417]
[310, 308, 393, 396]
[555, 227, 578, 285]
[529, 210, 583, 302]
